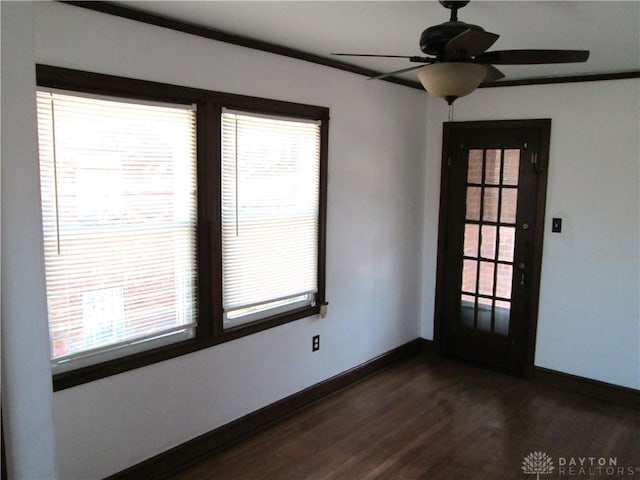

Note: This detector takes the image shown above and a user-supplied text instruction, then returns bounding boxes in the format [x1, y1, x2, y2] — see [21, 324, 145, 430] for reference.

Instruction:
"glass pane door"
[460, 149, 520, 336]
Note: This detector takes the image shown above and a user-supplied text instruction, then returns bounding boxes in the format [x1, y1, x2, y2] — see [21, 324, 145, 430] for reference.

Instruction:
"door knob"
[518, 262, 526, 285]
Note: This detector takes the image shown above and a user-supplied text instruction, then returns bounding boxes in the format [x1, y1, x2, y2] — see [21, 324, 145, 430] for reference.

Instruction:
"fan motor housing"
[420, 22, 485, 56]
[440, 0, 470, 9]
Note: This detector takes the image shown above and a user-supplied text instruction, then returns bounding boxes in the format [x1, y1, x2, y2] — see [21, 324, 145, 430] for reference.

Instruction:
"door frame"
[433, 119, 551, 377]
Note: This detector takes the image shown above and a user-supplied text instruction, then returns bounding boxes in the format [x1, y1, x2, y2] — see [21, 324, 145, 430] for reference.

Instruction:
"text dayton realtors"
[558, 457, 637, 476]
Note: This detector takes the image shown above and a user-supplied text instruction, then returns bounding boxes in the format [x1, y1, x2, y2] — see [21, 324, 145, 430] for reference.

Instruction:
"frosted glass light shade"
[417, 63, 487, 101]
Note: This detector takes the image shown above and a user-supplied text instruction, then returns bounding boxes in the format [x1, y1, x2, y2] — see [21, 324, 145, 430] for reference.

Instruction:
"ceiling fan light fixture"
[416, 62, 487, 103]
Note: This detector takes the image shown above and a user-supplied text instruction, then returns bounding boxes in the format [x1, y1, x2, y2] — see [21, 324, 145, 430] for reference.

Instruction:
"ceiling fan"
[333, 0, 589, 104]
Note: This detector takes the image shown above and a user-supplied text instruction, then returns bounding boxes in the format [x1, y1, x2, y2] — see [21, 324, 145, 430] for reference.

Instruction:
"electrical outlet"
[312, 335, 320, 352]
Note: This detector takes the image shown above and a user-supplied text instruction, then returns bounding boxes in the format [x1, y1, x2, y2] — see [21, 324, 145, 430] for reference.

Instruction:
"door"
[434, 120, 550, 376]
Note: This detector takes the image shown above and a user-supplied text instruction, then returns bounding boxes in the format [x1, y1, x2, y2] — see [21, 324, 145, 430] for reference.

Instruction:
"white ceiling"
[116, 1, 640, 84]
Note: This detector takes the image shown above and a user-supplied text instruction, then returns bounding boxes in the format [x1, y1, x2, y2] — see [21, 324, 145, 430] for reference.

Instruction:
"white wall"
[4, 2, 638, 478]
[1, 3, 59, 479]
[421, 79, 640, 390]
[2, 2, 427, 478]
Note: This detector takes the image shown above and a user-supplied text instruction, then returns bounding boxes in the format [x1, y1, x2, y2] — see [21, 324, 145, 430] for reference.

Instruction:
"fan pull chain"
[448, 102, 454, 122]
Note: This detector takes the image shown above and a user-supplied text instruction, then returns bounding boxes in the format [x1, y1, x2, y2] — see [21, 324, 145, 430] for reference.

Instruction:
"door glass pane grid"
[460, 148, 520, 336]
[465, 186, 481, 221]
[461, 259, 478, 294]
[502, 150, 520, 186]
[467, 149, 483, 184]
[501, 188, 518, 223]
[463, 224, 480, 257]
[484, 149, 501, 185]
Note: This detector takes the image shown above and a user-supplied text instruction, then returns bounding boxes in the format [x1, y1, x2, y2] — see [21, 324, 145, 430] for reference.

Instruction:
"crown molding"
[60, 1, 424, 90]
[60, 2, 639, 93]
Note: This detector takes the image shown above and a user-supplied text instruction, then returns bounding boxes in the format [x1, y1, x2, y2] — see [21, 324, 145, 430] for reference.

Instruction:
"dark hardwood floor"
[174, 353, 639, 480]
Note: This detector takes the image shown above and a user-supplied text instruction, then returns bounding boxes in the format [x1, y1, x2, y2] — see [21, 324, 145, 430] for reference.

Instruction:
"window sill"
[52, 305, 323, 391]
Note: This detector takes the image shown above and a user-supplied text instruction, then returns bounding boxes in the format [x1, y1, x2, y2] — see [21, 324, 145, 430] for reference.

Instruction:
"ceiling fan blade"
[369, 64, 429, 80]
[332, 53, 416, 59]
[332, 53, 435, 64]
[483, 65, 505, 82]
[474, 49, 590, 65]
[445, 29, 500, 57]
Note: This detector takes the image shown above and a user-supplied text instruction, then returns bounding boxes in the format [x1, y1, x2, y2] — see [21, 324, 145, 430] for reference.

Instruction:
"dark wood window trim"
[36, 65, 329, 391]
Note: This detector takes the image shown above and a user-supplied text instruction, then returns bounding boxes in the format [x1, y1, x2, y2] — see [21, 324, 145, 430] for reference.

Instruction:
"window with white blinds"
[36, 90, 198, 372]
[221, 110, 321, 328]
[35, 65, 328, 386]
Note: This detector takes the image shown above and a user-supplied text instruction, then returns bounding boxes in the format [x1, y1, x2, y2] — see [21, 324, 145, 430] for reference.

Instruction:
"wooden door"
[435, 120, 551, 376]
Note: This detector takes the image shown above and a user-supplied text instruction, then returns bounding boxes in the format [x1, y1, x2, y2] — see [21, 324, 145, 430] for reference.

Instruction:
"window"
[37, 90, 198, 374]
[36, 65, 328, 389]
[221, 110, 321, 328]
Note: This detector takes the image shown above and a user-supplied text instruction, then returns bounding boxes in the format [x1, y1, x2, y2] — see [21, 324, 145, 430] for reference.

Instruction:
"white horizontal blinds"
[221, 110, 320, 327]
[36, 90, 198, 369]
